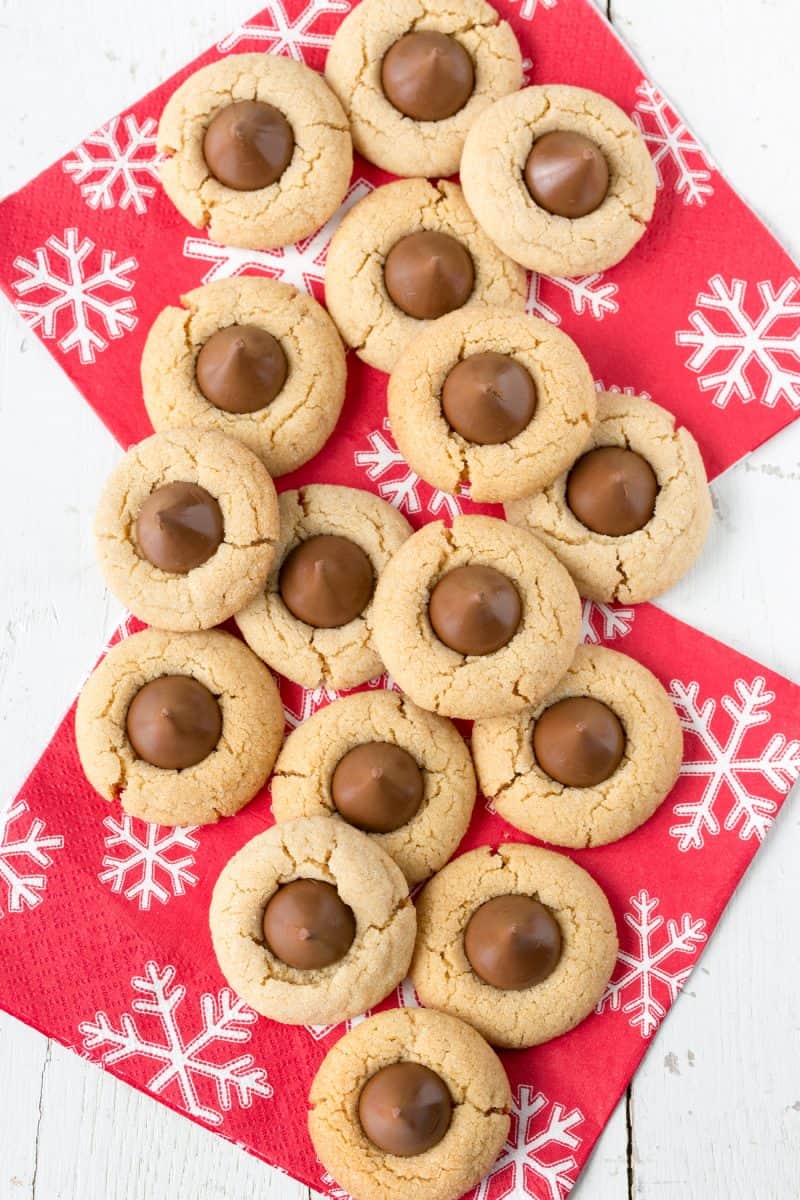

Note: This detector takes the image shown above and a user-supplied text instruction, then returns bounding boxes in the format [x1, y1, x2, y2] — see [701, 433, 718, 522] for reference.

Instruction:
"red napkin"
[1, 2, 799, 1197]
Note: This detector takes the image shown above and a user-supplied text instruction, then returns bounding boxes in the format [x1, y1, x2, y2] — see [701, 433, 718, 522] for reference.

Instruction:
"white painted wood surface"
[1, 1, 798, 1197]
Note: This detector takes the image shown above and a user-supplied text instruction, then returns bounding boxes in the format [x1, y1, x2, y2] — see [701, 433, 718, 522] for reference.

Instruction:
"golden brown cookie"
[473, 645, 683, 847]
[387, 305, 596, 503]
[271, 690, 475, 886]
[308, 1008, 511, 1200]
[236, 485, 413, 691]
[461, 85, 657, 276]
[372, 515, 581, 720]
[75, 628, 283, 826]
[94, 429, 279, 631]
[410, 843, 618, 1047]
[209, 816, 416, 1027]
[324, 179, 527, 373]
[141, 277, 346, 477]
[158, 53, 352, 249]
[505, 392, 713, 603]
[325, 0, 522, 177]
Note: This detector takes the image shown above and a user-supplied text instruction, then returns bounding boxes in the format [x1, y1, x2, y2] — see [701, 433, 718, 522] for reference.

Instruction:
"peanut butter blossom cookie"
[461, 84, 657, 277]
[75, 628, 283, 825]
[505, 392, 713, 603]
[410, 843, 618, 1048]
[324, 0, 522, 177]
[235, 485, 412, 691]
[158, 53, 352, 249]
[473, 645, 683, 847]
[271, 690, 476, 886]
[372, 515, 581, 720]
[141, 277, 346, 477]
[388, 305, 596, 502]
[325, 179, 526, 373]
[94, 429, 279, 631]
[209, 816, 416, 1027]
[308, 1008, 511, 1200]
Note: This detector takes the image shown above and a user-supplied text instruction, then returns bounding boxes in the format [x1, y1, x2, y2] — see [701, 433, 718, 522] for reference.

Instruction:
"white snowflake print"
[320, 1171, 352, 1200]
[527, 272, 619, 326]
[580, 600, 634, 645]
[669, 676, 800, 852]
[598, 890, 707, 1038]
[632, 80, 714, 207]
[218, 0, 350, 59]
[508, 0, 557, 20]
[0, 800, 64, 918]
[98, 815, 200, 911]
[355, 420, 463, 520]
[183, 179, 371, 294]
[677, 275, 800, 410]
[471, 1086, 583, 1200]
[593, 380, 652, 401]
[305, 976, 419, 1042]
[283, 681, 340, 731]
[12, 228, 137, 364]
[63, 115, 163, 214]
[80, 961, 272, 1126]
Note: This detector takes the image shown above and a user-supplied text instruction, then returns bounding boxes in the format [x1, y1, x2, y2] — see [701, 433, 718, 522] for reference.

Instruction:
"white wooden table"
[1, 2, 798, 1196]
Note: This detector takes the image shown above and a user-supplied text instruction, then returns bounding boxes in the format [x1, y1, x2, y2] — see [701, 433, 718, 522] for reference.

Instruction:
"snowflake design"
[669, 676, 800, 852]
[508, 0, 557, 20]
[471, 1086, 583, 1200]
[677, 275, 800, 410]
[218, 0, 350, 59]
[320, 1171, 352, 1200]
[63, 115, 163, 214]
[11, 228, 137, 364]
[594, 380, 652, 401]
[80, 961, 272, 1125]
[0, 800, 64, 918]
[580, 600, 634, 645]
[632, 80, 714, 207]
[282, 681, 340, 730]
[598, 890, 707, 1038]
[527, 272, 619, 326]
[305, 976, 420, 1042]
[355, 420, 463, 520]
[98, 816, 200, 911]
[183, 180, 371, 295]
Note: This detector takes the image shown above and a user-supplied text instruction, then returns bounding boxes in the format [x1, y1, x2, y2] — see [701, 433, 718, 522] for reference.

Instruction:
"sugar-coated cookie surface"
[461, 84, 657, 276]
[325, 179, 527, 373]
[93, 429, 279, 631]
[505, 392, 713, 603]
[141, 277, 346, 477]
[75, 628, 283, 825]
[473, 645, 684, 847]
[325, 0, 522, 178]
[271, 690, 476, 885]
[388, 305, 596, 502]
[410, 843, 618, 1047]
[158, 54, 352, 249]
[308, 1008, 511, 1200]
[209, 816, 416, 1027]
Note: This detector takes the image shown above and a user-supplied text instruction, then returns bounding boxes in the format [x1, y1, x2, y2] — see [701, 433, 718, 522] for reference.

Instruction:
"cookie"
[472, 645, 683, 847]
[324, 0, 522, 178]
[387, 305, 596, 503]
[308, 1008, 511, 1200]
[141, 277, 346, 477]
[410, 843, 618, 1048]
[325, 179, 527, 373]
[158, 53, 352, 249]
[94, 429, 279, 631]
[235, 485, 413, 691]
[75, 628, 283, 826]
[505, 392, 713, 603]
[371, 515, 581, 720]
[209, 815, 416, 1026]
[271, 690, 475, 886]
[461, 85, 657, 277]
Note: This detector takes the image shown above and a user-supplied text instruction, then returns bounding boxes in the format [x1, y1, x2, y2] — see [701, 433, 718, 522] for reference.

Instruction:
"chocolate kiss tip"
[371, 766, 384, 780]
[576, 721, 588, 734]
[160, 707, 172, 720]
[391, 1106, 402, 1120]
[297, 927, 312, 941]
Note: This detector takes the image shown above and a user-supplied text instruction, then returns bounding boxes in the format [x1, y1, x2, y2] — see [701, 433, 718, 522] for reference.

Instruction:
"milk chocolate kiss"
[262, 879, 356, 969]
[358, 1062, 453, 1156]
[441, 351, 537, 445]
[464, 894, 563, 990]
[331, 742, 424, 833]
[384, 231, 475, 321]
[566, 446, 658, 536]
[279, 535, 374, 628]
[136, 482, 224, 574]
[381, 31, 474, 122]
[126, 675, 222, 770]
[203, 99, 294, 190]
[533, 696, 626, 787]
[428, 565, 521, 656]
[196, 324, 288, 413]
[524, 130, 610, 219]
